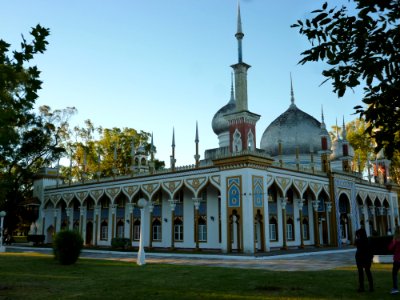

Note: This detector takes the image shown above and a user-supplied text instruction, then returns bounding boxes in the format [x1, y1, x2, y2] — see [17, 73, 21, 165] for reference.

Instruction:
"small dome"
[212, 97, 236, 135]
[260, 104, 330, 156]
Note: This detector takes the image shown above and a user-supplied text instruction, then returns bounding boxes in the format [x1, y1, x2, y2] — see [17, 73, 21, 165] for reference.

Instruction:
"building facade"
[33, 5, 399, 254]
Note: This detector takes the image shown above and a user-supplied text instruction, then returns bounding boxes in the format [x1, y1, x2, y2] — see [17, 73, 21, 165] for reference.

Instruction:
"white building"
[33, 5, 399, 254]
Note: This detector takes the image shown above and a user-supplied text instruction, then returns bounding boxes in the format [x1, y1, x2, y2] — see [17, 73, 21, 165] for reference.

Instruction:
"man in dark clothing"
[355, 227, 373, 292]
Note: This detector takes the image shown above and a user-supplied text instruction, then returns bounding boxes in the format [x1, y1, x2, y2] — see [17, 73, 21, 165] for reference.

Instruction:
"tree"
[0, 25, 76, 233]
[292, 1, 400, 158]
[62, 120, 165, 183]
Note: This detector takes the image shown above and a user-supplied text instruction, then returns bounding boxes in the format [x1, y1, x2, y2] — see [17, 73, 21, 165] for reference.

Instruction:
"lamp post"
[137, 198, 148, 266]
[193, 197, 202, 250]
[0, 211, 6, 252]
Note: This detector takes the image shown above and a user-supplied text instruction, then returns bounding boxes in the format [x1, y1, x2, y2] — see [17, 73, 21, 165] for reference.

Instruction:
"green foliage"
[111, 237, 130, 249]
[61, 121, 165, 182]
[292, 1, 400, 158]
[53, 230, 83, 265]
[0, 25, 76, 232]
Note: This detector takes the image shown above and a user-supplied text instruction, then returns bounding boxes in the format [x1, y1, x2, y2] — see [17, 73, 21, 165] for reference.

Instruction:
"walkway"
[5, 245, 357, 271]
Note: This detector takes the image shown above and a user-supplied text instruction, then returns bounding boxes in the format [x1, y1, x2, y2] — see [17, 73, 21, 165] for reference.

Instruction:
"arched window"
[116, 220, 124, 238]
[100, 220, 108, 240]
[133, 219, 141, 241]
[269, 217, 278, 241]
[174, 218, 183, 241]
[302, 218, 309, 240]
[198, 217, 207, 242]
[152, 219, 162, 241]
[287, 217, 294, 241]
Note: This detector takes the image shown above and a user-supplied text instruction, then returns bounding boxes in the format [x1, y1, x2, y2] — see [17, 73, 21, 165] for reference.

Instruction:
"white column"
[65, 208, 73, 230]
[137, 198, 148, 266]
[325, 201, 332, 244]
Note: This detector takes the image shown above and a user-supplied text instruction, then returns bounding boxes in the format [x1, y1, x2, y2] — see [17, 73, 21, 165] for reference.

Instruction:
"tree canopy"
[0, 25, 79, 232]
[292, 0, 400, 158]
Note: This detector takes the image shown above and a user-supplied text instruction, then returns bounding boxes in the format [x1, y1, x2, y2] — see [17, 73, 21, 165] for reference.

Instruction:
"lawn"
[0, 252, 395, 299]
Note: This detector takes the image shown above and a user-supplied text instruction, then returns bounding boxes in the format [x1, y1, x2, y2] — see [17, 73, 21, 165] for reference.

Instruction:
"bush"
[369, 235, 393, 255]
[27, 234, 45, 245]
[53, 230, 83, 265]
[111, 237, 130, 249]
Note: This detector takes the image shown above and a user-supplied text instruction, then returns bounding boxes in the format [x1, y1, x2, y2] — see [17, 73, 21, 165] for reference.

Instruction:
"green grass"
[0, 252, 395, 299]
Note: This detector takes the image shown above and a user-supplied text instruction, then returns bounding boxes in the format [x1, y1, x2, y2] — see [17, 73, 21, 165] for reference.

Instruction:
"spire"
[172, 127, 175, 148]
[194, 121, 200, 168]
[290, 73, 295, 107]
[342, 116, 347, 140]
[229, 72, 235, 103]
[195, 121, 199, 143]
[171, 127, 176, 171]
[235, 0, 244, 63]
[320, 105, 326, 130]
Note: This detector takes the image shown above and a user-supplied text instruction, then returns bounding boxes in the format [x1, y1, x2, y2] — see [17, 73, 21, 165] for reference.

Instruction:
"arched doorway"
[86, 221, 93, 245]
[339, 193, 351, 244]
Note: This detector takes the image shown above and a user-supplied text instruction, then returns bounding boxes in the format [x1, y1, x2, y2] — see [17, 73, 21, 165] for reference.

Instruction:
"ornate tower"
[319, 107, 331, 172]
[224, 2, 260, 154]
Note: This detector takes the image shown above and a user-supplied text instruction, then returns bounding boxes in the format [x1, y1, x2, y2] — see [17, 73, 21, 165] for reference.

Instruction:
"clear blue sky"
[1, 0, 362, 167]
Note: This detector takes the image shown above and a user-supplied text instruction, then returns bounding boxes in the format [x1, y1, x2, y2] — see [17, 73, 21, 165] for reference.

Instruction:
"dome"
[212, 97, 236, 135]
[260, 104, 330, 156]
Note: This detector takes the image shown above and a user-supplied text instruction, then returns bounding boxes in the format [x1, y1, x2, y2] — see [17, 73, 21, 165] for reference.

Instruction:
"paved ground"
[5, 245, 358, 271]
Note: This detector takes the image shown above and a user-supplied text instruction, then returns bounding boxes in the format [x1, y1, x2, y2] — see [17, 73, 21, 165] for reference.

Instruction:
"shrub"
[53, 230, 83, 265]
[369, 235, 393, 255]
[111, 237, 130, 249]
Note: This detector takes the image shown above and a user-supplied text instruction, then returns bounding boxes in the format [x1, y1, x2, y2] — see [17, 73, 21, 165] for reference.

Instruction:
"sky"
[0, 0, 363, 167]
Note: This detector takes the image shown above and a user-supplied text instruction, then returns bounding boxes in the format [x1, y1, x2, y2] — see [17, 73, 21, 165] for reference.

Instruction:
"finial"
[342, 116, 347, 140]
[320, 105, 326, 130]
[237, 0, 243, 35]
[195, 121, 199, 143]
[235, 0, 244, 63]
[229, 72, 235, 103]
[290, 73, 295, 106]
[172, 127, 175, 148]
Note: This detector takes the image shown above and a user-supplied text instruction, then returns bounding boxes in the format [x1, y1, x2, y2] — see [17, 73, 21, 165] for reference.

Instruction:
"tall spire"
[194, 121, 200, 168]
[320, 105, 326, 130]
[171, 127, 176, 171]
[231, 0, 250, 112]
[342, 116, 347, 140]
[235, 0, 244, 63]
[290, 73, 295, 107]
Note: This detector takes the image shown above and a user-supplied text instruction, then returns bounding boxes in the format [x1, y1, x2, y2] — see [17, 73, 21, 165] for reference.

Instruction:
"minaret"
[170, 128, 176, 171]
[194, 122, 200, 168]
[224, 1, 260, 154]
[341, 116, 352, 172]
[232, 1, 250, 112]
[149, 132, 155, 174]
[319, 106, 330, 172]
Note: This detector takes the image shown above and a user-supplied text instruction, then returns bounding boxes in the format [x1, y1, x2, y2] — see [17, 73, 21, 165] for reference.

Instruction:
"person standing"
[355, 227, 373, 292]
[389, 226, 400, 294]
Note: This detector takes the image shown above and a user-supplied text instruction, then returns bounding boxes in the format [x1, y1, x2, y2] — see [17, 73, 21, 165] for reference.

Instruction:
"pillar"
[281, 197, 288, 250]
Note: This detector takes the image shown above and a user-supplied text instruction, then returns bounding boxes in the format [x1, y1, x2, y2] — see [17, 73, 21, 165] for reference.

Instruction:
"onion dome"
[212, 76, 236, 136]
[260, 104, 326, 156]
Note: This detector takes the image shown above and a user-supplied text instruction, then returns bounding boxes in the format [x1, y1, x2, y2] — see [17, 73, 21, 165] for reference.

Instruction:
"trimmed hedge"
[53, 230, 83, 265]
[368, 235, 393, 255]
[111, 237, 130, 249]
